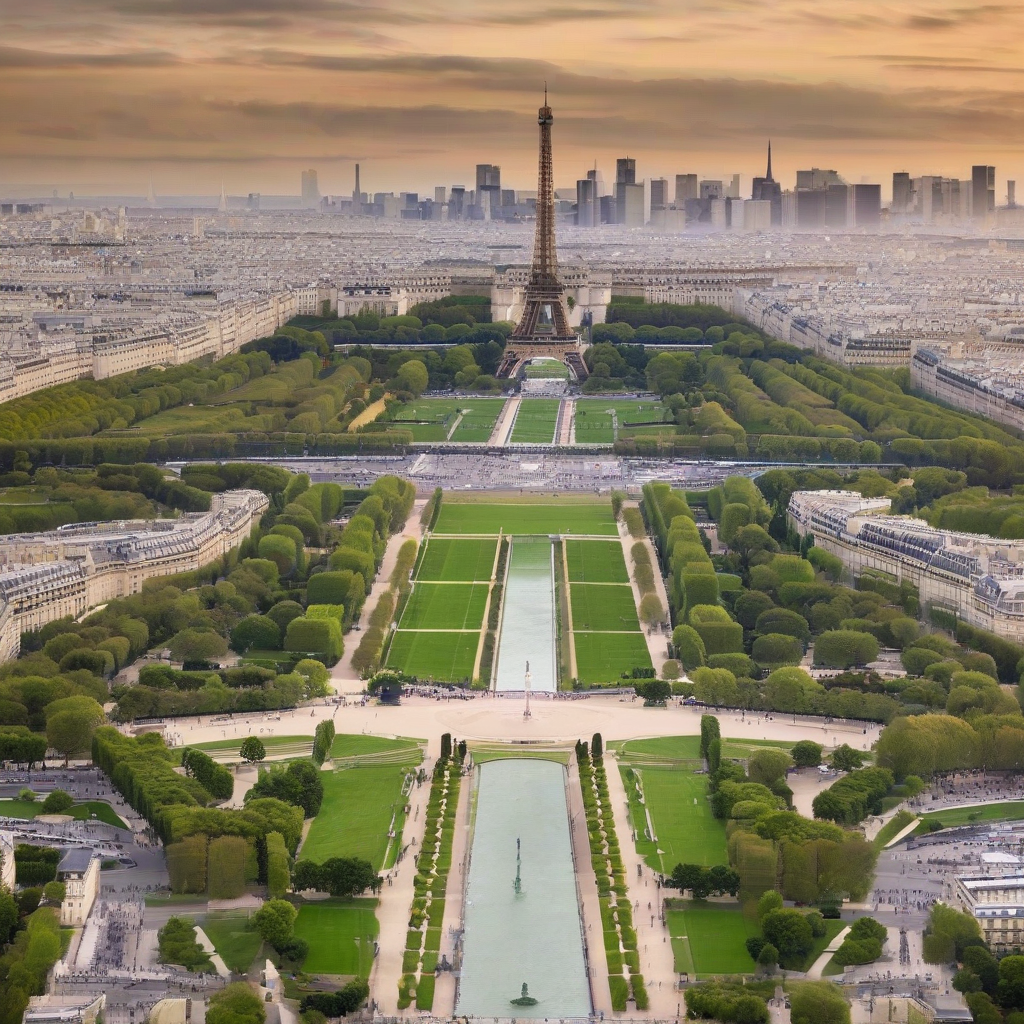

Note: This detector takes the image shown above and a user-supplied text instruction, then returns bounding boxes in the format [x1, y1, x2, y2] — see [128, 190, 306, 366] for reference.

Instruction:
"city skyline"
[5, 0, 1024, 192]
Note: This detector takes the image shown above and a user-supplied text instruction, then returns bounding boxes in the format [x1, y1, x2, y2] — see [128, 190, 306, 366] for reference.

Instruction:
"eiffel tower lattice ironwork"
[511, 90, 577, 344]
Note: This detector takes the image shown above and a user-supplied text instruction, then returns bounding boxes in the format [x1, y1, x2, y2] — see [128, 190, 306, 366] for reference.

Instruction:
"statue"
[513, 837, 523, 895]
[510, 982, 538, 1007]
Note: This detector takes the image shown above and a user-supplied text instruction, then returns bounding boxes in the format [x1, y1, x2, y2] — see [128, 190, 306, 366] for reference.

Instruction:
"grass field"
[416, 538, 497, 581]
[385, 629, 479, 682]
[573, 399, 666, 444]
[390, 398, 505, 442]
[525, 358, 569, 379]
[573, 631, 652, 684]
[302, 763, 414, 869]
[434, 501, 617, 536]
[193, 735, 312, 754]
[469, 746, 571, 764]
[509, 399, 560, 443]
[570, 583, 641, 631]
[915, 801, 1024, 832]
[293, 899, 379, 976]
[565, 539, 629, 584]
[329, 734, 422, 760]
[613, 735, 796, 762]
[398, 583, 489, 630]
[624, 767, 727, 871]
[667, 903, 759, 976]
[202, 912, 263, 973]
[0, 799, 128, 830]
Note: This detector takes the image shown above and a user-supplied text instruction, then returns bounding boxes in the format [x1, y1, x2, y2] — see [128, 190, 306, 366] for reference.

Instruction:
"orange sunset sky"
[3, 0, 1024, 196]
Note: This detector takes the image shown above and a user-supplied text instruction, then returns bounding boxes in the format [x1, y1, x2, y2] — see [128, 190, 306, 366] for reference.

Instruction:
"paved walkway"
[433, 762, 472, 1015]
[152, 695, 883, 753]
[605, 753, 679, 1016]
[617, 503, 671, 677]
[489, 396, 520, 445]
[369, 753, 434, 1015]
[806, 925, 849, 980]
[331, 502, 426, 689]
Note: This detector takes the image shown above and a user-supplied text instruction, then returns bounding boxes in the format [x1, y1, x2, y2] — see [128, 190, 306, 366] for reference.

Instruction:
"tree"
[672, 624, 706, 670]
[757, 890, 783, 921]
[40, 790, 73, 814]
[247, 761, 324, 818]
[751, 633, 803, 666]
[239, 737, 266, 764]
[788, 982, 850, 1024]
[208, 983, 266, 1024]
[46, 696, 104, 763]
[791, 741, 823, 768]
[252, 898, 297, 951]
[168, 628, 228, 665]
[230, 615, 282, 654]
[395, 358, 428, 395]
[757, 942, 778, 973]
[829, 744, 865, 772]
[747, 749, 793, 787]
[814, 629, 879, 669]
[638, 594, 665, 627]
[761, 908, 814, 966]
[634, 680, 671, 703]
[592, 733, 603, 759]
[42, 881, 65, 904]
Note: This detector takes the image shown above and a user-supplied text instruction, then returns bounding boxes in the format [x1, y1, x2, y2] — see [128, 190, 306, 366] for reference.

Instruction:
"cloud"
[0, 45, 178, 67]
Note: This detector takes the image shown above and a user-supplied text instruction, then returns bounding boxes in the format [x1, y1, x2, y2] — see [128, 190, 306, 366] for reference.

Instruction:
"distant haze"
[3, 0, 1024, 194]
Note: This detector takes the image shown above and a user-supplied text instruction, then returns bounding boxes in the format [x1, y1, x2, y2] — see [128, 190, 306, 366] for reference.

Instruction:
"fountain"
[510, 983, 539, 1008]
[513, 837, 523, 895]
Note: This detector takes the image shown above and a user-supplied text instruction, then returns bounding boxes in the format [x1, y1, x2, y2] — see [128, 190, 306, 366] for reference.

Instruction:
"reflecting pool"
[493, 538, 556, 693]
[457, 758, 591, 1018]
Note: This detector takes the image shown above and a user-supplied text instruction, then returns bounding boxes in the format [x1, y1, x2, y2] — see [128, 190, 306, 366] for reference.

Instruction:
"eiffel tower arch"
[497, 92, 588, 382]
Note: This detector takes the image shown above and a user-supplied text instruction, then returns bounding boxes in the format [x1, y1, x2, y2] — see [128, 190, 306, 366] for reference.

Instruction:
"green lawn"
[524, 358, 569, 379]
[0, 799, 128, 830]
[398, 583, 489, 630]
[470, 747, 570, 764]
[624, 767, 727, 871]
[202, 911, 263, 973]
[617, 735, 702, 760]
[916, 801, 1024, 832]
[416, 538, 497, 581]
[573, 631, 653, 684]
[449, 400, 506, 442]
[302, 764, 414, 869]
[329, 734, 422, 760]
[293, 899, 379, 976]
[667, 903, 760, 976]
[193, 735, 312, 754]
[390, 399, 463, 441]
[510, 399, 560, 444]
[574, 399, 666, 444]
[434, 500, 617, 536]
[565, 539, 629, 584]
[570, 583, 641, 631]
[385, 629, 479, 682]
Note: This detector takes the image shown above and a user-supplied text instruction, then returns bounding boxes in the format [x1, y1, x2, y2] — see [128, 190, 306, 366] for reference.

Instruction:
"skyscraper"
[576, 177, 596, 227]
[675, 174, 698, 204]
[852, 184, 881, 227]
[476, 164, 501, 216]
[892, 172, 913, 215]
[650, 178, 668, 211]
[301, 169, 319, 206]
[614, 158, 636, 224]
[751, 141, 782, 226]
[972, 165, 995, 219]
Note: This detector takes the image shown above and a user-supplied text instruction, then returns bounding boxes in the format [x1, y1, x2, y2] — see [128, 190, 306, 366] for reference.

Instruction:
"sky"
[4, 0, 1024, 196]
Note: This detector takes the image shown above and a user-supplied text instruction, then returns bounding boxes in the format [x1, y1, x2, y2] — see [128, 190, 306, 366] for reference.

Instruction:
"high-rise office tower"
[1009, 181, 1017, 208]
[852, 184, 882, 227]
[434, 186, 447, 205]
[727, 174, 741, 199]
[825, 183, 848, 228]
[675, 174, 699, 204]
[614, 158, 637, 224]
[576, 177, 597, 227]
[892, 172, 913, 214]
[972, 165, 995, 219]
[700, 180, 723, 201]
[796, 168, 843, 190]
[301, 169, 320, 206]
[476, 164, 502, 215]
[650, 178, 668, 211]
[751, 141, 782, 226]
[449, 187, 466, 219]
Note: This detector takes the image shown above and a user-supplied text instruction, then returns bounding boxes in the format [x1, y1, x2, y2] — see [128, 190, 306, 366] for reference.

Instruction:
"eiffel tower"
[498, 90, 587, 381]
